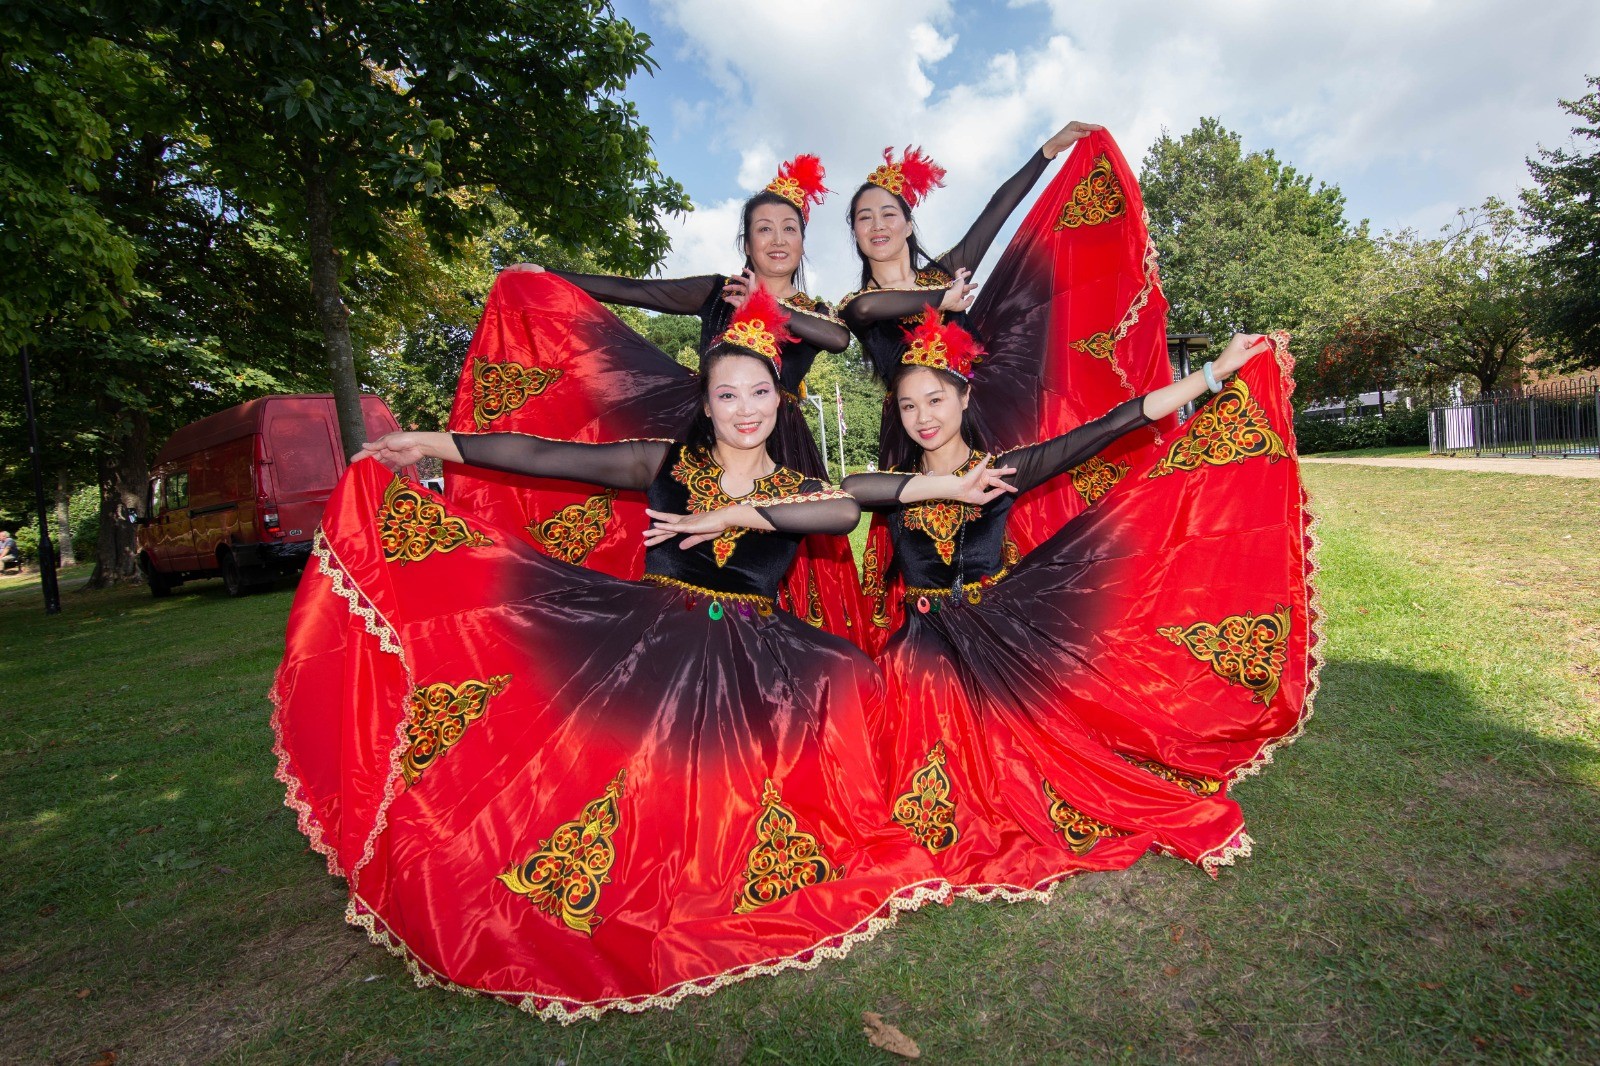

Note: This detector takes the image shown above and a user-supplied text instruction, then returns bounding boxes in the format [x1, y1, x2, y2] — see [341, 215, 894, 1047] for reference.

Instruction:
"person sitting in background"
[0, 530, 20, 574]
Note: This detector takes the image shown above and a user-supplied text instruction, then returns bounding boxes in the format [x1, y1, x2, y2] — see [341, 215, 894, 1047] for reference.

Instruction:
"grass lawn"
[2, 466, 1597, 1064]
[1303, 445, 1437, 459]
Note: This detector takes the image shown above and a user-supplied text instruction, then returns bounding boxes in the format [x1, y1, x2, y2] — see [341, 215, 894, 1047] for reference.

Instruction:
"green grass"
[2, 468, 1598, 1063]
[1304, 445, 1437, 459]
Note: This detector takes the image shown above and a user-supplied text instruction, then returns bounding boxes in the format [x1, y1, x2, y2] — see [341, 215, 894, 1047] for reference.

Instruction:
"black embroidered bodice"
[453, 435, 858, 599]
[843, 397, 1150, 589]
[836, 149, 1052, 382]
[547, 270, 850, 395]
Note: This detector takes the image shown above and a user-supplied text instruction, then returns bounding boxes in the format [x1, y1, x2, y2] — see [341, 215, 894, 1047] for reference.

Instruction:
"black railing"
[1429, 377, 1600, 457]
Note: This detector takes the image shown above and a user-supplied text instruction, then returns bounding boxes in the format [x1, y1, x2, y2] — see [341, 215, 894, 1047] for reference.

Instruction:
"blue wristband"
[1202, 361, 1222, 393]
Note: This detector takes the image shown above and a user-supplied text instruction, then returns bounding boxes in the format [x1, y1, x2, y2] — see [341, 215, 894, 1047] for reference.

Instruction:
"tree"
[57, 0, 689, 459]
[1333, 201, 1540, 397]
[1523, 74, 1600, 367]
[1139, 119, 1367, 343]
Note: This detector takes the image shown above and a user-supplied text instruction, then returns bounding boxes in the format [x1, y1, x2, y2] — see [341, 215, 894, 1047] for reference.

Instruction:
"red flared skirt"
[271, 460, 943, 1020]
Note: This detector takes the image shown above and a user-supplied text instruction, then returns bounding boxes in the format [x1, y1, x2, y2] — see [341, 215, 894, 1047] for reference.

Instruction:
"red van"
[138, 394, 406, 597]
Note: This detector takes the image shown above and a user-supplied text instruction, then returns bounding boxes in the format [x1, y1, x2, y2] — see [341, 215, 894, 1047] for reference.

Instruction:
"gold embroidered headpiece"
[764, 153, 829, 223]
[866, 146, 947, 208]
[714, 286, 798, 373]
[901, 307, 984, 379]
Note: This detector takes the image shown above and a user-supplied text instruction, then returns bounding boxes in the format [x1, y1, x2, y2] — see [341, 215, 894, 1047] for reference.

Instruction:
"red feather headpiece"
[765, 153, 829, 223]
[867, 146, 947, 208]
[715, 286, 798, 373]
[901, 307, 983, 379]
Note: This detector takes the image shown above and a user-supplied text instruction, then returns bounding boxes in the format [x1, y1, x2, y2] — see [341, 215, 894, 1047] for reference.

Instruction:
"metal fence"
[1429, 377, 1600, 457]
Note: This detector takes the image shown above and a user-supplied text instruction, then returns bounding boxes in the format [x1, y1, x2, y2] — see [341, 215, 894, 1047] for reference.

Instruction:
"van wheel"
[219, 549, 256, 598]
[140, 554, 174, 599]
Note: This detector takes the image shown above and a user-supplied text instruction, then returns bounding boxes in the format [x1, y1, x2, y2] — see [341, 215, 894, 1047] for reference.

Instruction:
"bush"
[1294, 405, 1428, 454]
[9, 483, 99, 565]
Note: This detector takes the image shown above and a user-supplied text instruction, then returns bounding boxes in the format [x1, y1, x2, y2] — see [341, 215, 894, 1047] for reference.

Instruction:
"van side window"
[167, 472, 189, 511]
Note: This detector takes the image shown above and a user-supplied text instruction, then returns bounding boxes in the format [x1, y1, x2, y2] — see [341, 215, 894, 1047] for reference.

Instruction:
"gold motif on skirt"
[861, 542, 892, 629]
[528, 490, 615, 564]
[733, 779, 842, 914]
[402, 674, 510, 785]
[1069, 331, 1116, 362]
[1121, 754, 1223, 797]
[497, 768, 626, 936]
[892, 741, 960, 853]
[471, 357, 561, 430]
[1158, 604, 1292, 704]
[1054, 154, 1126, 230]
[1002, 535, 1021, 568]
[1147, 378, 1287, 478]
[804, 567, 825, 629]
[1070, 455, 1129, 505]
[378, 476, 491, 564]
[1041, 778, 1130, 854]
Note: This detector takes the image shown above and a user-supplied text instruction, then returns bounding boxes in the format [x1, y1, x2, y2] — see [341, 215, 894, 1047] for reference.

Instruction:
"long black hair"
[876, 363, 996, 474]
[735, 190, 809, 293]
[682, 345, 828, 480]
[847, 183, 941, 290]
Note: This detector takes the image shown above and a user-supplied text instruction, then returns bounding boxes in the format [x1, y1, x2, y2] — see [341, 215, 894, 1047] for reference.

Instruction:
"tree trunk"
[89, 407, 149, 589]
[302, 158, 368, 462]
[54, 469, 75, 567]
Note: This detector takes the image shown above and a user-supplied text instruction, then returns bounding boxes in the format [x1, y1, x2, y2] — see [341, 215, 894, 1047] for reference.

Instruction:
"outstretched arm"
[1003, 333, 1272, 491]
[646, 486, 861, 549]
[358, 431, 670, 493]
[843, 459, 1019, 510]
[941, 121, 1102, 275]
[503, 263, 720, 316]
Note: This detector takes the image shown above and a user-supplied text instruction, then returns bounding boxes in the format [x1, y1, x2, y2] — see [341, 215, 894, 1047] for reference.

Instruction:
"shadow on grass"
[1, 584, 1597, 1064]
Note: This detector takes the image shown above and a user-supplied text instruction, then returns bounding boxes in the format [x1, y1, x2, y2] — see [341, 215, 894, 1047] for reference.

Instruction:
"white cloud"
[644, 0, 1600, 297]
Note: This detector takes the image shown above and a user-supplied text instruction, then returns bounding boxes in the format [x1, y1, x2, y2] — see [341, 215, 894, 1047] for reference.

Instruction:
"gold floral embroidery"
[497, 769, 626, 936]
[1158, 605, 1292, 704]
[671, 448, 805, 566]
[804, 568, 825, 629]
[892, 741, 960, 853]
[1070, 331, 1115, 362]
[1121, 754, 1222, 797]
[902, 501, 979, 565]
[782, 292, 842, 324]
[1002, 536, 1021, 568]
[378, 477, 492, 565]
[402, 674, 510, 785]
[915, 266, 953, 288]
[471, 358, 561, 430]
[528, 491, 615, 565]
[1041, 778, 1130, 854]
[1054, 154, 1126, 230]
[733, 779, 842, 913]
[861, 542, 891, 629]
[1147, 378, 1287, 478]
[1070, 455, 1129, 505]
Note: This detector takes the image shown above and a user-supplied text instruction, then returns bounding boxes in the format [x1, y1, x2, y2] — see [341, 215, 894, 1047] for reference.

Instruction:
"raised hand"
[1212, 333, 1272, 380]
[502, 263, 546, 274]
[356, 432, 428, 471]
[938, 268, 977, 313]
[951, 457, 1018, 505]
[1042, 120, 1105, 160]
[644, 507, 741, 550]
[721, 269, 754, 309]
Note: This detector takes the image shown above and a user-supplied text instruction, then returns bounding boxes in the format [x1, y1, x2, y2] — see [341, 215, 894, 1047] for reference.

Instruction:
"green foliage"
[1294, 405, 1428, 454]
[1140, 118, 1366, 341]
[1523, 74, 1600, 368]
[798, 343, 884, 477]
[0, 25, 138, 352]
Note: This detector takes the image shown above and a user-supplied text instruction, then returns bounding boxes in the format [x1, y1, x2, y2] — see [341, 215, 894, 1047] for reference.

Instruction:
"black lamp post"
[20, 347, 61, 615]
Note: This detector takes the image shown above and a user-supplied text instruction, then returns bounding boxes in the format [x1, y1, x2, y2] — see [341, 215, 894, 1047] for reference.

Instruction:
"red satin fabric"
[272, 460, 942, 1019]
[442, 271, 870, 646]
[873, 350, 1317, 890]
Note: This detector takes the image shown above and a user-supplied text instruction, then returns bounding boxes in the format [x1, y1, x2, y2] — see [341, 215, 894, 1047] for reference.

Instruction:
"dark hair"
[736, 191, 808, 293]
[876, 363, 995, 473]
[683, 346, 827, 480]
[848, 182, 939, 290]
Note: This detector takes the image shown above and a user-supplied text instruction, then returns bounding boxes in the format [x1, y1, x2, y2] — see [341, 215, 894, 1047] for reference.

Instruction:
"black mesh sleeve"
[546, 270, 721, 316]
[838, 287, 947, 332]
[452, 434, 671, 492]
[941, 149, 1051, 275]
[754, 481, 862, 535]
[840, 471, 915, 512]
[784, 304, 851, 353]
[1001, 397, 1152, 493]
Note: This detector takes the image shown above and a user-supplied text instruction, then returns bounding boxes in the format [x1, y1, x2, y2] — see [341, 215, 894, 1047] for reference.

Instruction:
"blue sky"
[609, 0, 1600, 299]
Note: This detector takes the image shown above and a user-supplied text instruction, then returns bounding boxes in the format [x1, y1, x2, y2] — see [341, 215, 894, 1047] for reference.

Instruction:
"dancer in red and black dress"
[270, 292, 943, 1021]
[447, 155, 866, 640]
[845, 316, 1316, 893]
